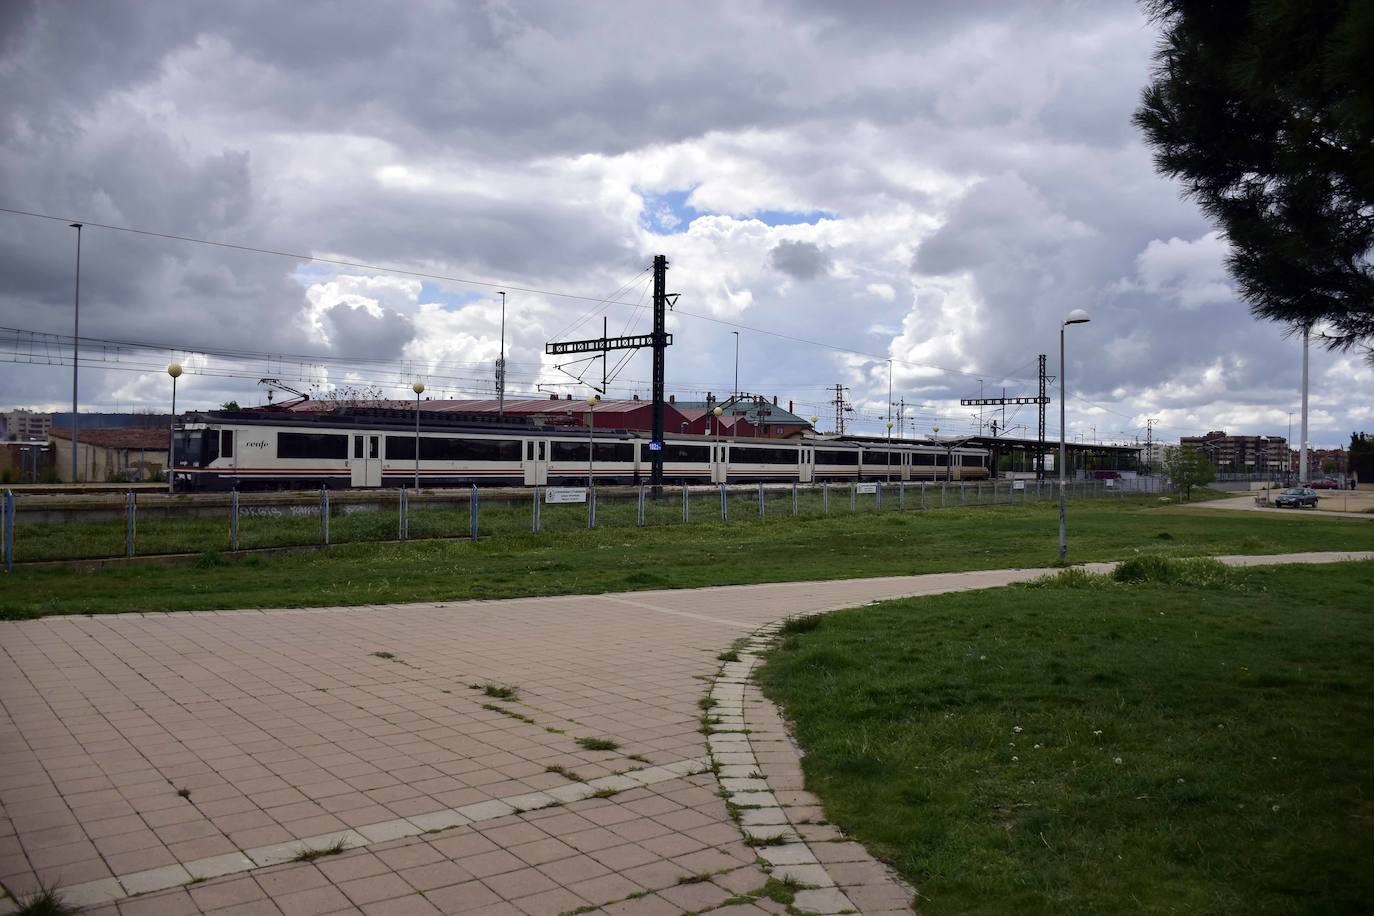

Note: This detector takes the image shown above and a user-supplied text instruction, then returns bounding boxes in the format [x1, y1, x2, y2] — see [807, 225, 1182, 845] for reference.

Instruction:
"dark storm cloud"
[321, 303, 414, 360]
[770, 240, 831, 281]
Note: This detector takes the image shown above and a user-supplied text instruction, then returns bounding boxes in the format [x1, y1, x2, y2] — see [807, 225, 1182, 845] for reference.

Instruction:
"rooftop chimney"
[669, 394, 675, 403]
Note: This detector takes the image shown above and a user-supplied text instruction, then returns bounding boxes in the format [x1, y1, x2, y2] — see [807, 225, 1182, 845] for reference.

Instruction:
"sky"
[0, 0, 1368, 449]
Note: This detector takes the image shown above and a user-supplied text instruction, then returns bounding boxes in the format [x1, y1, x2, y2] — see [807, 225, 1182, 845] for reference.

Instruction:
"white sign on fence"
[1012, 480, 1025, 490]
[855, 482, 878, 494]
[545, 487, 588, 504]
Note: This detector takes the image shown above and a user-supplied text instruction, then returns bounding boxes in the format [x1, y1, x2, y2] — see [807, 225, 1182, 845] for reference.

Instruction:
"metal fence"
[0, 477, 1164, 569]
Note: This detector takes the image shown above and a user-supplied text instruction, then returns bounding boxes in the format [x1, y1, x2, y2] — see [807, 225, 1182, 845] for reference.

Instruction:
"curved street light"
[167, 362, 182, 494]
[1059, 309, 1091, 560]
[412, 382, 425, 490]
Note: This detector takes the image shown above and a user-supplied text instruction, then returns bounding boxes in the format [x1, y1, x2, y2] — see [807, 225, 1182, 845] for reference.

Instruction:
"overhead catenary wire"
[0, 205, 1035, 384]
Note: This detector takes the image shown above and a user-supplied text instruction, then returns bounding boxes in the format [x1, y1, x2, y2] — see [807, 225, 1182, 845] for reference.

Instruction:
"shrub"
[1113, 555, 1234, 588]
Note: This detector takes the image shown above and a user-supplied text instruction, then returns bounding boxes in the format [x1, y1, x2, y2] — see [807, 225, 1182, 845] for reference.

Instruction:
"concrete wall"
[49, 439, 167, 482]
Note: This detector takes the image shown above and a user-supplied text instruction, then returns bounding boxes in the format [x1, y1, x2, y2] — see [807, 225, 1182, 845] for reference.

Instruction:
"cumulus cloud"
[0, 0, 1367, 447]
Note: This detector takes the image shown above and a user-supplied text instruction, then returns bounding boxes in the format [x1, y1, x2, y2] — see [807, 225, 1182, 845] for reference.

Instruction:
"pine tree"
[1135, 0, 1374, 359]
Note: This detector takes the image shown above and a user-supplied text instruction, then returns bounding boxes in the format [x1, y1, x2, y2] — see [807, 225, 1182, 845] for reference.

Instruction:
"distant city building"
[1295, 447, 1347, 478]
[2, 409, 51, 441]
[271, 393, 812, 440]
[1179, 430, 1289, 474]
[1139, 441, 1169, 470]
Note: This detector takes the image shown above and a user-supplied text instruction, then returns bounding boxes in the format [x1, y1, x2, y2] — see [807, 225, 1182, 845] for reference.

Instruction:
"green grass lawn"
[1, 496, 1370, 618]
[5, 480, 1043, 562]
[755, 559, 1374, 915]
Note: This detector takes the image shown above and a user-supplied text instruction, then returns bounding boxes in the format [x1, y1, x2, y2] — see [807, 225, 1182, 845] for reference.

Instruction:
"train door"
[523, 439, 548, 485]
[799, 446, 814, 483]
[711, 443, 729, 483]
[350, 434, 382, 487]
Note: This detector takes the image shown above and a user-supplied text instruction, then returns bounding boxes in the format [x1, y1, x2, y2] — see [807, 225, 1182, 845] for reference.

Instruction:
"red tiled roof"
[50, 427, 169, 449]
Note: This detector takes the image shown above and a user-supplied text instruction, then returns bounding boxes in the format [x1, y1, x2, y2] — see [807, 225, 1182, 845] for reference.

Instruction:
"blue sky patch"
[640, 187, 836, 234]
[420, 282, 486, 310]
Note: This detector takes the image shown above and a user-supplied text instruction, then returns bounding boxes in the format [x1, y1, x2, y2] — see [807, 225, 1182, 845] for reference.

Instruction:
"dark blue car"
[1274, 487, 1318, 508]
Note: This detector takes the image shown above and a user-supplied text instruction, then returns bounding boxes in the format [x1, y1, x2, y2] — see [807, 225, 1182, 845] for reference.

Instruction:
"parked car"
[1274, 487, 1319, 508]
[1309, 477, 1340, 490]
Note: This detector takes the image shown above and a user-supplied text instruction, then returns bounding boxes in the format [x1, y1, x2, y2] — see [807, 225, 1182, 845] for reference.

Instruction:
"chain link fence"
[1, 477, 1165, 569]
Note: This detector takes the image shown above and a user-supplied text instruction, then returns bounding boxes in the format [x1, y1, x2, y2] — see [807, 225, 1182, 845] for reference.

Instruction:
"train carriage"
[171, 411, 988, 491]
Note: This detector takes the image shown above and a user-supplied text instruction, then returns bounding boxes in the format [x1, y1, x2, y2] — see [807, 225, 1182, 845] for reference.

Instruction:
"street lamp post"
[1059, 309, 1091, 561]
[412, 382, 425, 490]
[497, 292, 506, 417]
[885, 420, 893, 483]
[70, 223, 83, 482]
[713, 405, 724, 483]
[167, 362, 182, 494]
[732, 332, 740, 398]
[586, 395, 600, 488]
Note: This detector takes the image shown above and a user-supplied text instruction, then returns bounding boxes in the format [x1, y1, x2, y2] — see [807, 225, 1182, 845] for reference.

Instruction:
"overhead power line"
[0, 205, 1035, 384]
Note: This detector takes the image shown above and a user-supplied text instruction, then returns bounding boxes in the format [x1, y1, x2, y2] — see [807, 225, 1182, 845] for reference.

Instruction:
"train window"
[663, 443, 709, 462]
[815, 449, 859, 466]
[912, 453, 939, 466]
[353, 436, 364, 459]
[221, 430, 233, 459]
[526, 441, 534, 461]
[369, 437, 379, 459]
[595, 443, 634, 462]
[278, 432, 346, 460]
[551, 441, 588, 461]
[537, 441, 545, 460]
[387, 436, 521, 461]
[731, 446, 798, 464]
[960, 454, 985, 466]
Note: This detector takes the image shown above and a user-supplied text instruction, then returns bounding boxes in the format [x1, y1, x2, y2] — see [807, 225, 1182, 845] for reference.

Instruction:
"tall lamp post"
[167, 362, 182, 494]
[732, 332, 740, 398]
[714, 405, 724, 483]
[497, 291, 506, 417]
[70, 222, 83, 482]
[885, 420, 893, 482]
[586, 395, 600, 488]
[412, 382, 424, 490]
[1058, 309, 1091, 560]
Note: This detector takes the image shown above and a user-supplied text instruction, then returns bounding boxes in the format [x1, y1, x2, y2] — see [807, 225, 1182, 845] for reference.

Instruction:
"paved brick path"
[2, 551, 1369, 914]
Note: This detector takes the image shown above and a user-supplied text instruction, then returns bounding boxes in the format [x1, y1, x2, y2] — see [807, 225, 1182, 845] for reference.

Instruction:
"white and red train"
[171, 410, 990, 490]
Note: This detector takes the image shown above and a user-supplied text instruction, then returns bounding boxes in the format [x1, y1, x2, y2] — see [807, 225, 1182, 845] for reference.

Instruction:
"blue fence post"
[470, 484, 479, 539]
[588, 485, 597, 529]
[532, 487, 541, 533]
[125, 489, 135, 558]
[792, 481, 798, 516]
[876, 483, 882, 511]
[230, 489, 239, 551]
[682, 484, 689, 523]
[399, 487, 407, 541]
[320, 486, 330, 545]
[920, 482, 926, 511]
[899, 481, 905, 511]
[850, 482, 856, 512]
[4, 489, 13, 573]
[940, 482, 946, 508]
[823, 480, 829, 513]
[758, 481, 765, 518]
[720, 484, 728, 522]
[637, 483, 645, 527]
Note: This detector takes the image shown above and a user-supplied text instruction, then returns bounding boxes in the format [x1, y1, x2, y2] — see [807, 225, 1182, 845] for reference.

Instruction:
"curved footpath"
[1, 551, 1369, 916]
